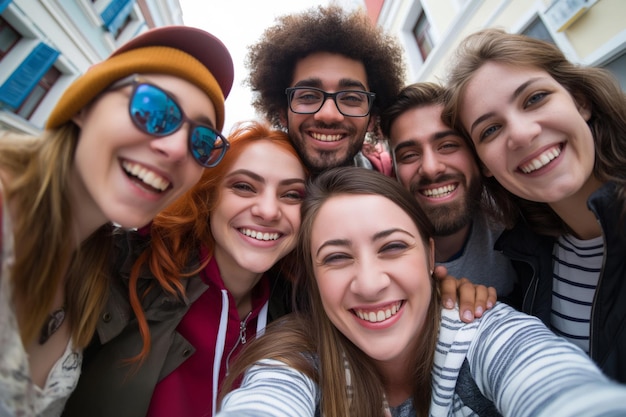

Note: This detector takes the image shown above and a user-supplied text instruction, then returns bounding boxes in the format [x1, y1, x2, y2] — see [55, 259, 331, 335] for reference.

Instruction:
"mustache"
[302, 121, 353, 132]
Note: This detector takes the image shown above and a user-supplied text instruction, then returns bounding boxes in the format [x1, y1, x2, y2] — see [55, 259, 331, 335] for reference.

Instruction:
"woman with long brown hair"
[443, 28, 626, 383]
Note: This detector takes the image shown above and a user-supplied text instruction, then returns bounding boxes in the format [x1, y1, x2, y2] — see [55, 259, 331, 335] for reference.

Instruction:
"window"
[413, 10, 433, 61]
[15, 65, 61, 119]
[101, 0, 135, 39]
[602, 51, 626, 92]
[0, 16, 20, 60]
[0, 42, 60, 120]
[112, 12, 132, 39]
[522, 17, 556, 45]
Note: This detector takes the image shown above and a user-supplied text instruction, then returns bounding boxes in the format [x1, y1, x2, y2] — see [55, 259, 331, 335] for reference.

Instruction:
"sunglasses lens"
[190, 127, 226, 167]
[130, 84, 183, 136]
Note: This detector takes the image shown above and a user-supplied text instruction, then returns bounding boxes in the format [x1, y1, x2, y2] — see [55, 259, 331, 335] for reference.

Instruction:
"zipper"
[225, 310, 252, 375]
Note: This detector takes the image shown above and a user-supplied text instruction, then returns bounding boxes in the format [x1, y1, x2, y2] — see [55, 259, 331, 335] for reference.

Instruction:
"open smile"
[420, 183, 458, 198]
[352, 301, 404, 323]
[238, 228, 282, 241]
[310, 132, 343, 142]
[518, 144, 563, 174]
[121, 160, 171, 192]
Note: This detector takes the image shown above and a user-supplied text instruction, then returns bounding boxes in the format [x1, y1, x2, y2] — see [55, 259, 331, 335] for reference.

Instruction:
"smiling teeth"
[311, 132, 342, 142]
[122, 161, 170, 191]
[520, 146, 561, 174]
[240, 228, 280, 241]
[421, 184, 456, 198]
[354, 302, 402, 323]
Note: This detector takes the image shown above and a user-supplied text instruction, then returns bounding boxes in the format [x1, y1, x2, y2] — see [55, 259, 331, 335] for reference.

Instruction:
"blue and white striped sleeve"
[217, 359, 318, 417]
[468, 303, 626, 417]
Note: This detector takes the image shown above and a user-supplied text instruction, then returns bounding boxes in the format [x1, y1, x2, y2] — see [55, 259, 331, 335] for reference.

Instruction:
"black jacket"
[496, 182, 626, 383]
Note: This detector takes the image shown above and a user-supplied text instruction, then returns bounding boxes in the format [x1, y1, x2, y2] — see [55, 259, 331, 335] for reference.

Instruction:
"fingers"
[457, 279, 498, 323]
[434, 266, 456, 309]
[487, 286, 497, 310]
[456, 278, 479, 322]
[435, 267, 499, 322]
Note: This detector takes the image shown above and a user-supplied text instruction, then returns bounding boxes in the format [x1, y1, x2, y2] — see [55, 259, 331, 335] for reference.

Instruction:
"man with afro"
[246, 5, 406, 176]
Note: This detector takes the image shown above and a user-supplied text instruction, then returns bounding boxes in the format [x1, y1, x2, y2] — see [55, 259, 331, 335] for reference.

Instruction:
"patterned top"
[551, 234, 603, 353]
[0, 193, 82, 417]
[217, 304, 626, 417]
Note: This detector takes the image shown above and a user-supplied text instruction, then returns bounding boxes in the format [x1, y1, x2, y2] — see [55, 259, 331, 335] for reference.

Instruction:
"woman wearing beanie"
[0, 26, 233, 417]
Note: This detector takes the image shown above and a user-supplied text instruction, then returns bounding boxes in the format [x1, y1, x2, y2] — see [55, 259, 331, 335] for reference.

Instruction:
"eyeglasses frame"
[108, 74, 229, 168]
[285, 86, 376, 118]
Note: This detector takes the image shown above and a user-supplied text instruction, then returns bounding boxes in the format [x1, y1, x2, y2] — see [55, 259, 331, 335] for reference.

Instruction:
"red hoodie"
[146, 253, 270, 417]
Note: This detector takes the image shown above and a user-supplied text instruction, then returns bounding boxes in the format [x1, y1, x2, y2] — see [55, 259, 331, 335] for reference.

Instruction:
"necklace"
[39, 306, 66, 345]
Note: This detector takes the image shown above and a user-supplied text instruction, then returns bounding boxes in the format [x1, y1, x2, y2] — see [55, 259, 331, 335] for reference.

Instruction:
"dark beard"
[412, 176, 483, 237]
[290, 124, 365, 176]
[301, 148, 357, 176]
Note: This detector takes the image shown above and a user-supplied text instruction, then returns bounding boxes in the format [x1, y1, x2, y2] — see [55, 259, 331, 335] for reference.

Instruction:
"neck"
[212, 249, 264, 320]
[549, 177, 604, 239]
[377, 359, 414, 407]
[433, 223, 471, 262]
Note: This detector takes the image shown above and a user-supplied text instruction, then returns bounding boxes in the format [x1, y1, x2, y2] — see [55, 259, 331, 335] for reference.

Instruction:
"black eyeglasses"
[285, 87, 376, 117]
[109, 75, 229, 168]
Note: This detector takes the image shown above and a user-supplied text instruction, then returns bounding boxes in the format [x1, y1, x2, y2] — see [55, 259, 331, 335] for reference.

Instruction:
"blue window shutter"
[0, 42, 59, 110]
[0, 0, 12, 14]
[101, 0, 136, 34]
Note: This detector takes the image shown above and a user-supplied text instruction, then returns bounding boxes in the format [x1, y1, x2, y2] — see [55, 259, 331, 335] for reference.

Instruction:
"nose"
[417, 148, 444, 179]
[150, 124, 189, 163]
[314, 96, 345, 123]
[350, 256, 390, 300]
[251, 191, 282, 222]
[506, 115, 540, 151]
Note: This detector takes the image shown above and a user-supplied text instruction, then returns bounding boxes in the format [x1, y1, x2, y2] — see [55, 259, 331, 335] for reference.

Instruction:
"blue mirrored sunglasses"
[109, 75, 229, 168]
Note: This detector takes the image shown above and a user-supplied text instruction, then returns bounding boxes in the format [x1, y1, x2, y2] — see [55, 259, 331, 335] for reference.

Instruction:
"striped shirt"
[217, 303, 626, 417]
[551, 234, 603, 353]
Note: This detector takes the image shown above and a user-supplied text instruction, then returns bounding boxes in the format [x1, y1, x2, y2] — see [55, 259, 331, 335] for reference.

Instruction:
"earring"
[429, 269, 434, 276]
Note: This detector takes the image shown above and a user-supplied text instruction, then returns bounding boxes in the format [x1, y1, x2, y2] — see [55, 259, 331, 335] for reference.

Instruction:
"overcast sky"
[179, 0, 336, 135]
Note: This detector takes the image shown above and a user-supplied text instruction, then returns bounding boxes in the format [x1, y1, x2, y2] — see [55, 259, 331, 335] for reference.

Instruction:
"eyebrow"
[315, 227, 413, 257]
[469, 77, 542, 136]
[225, 169, 306, 185]
[293, 78, 368, 91]
[392, 129, 461, 153]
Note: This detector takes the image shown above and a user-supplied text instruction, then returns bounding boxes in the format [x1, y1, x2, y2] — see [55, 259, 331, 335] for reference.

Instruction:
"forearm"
[471, 305, 626, 417]
[217, 359, 317, 417]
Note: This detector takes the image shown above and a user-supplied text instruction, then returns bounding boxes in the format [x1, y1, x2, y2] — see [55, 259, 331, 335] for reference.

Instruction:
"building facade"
[370, 0, 626, 90]
[0, 0, 182, 134]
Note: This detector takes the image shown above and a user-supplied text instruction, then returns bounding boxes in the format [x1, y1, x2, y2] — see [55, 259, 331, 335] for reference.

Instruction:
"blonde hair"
[0, 125, 110, 347]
